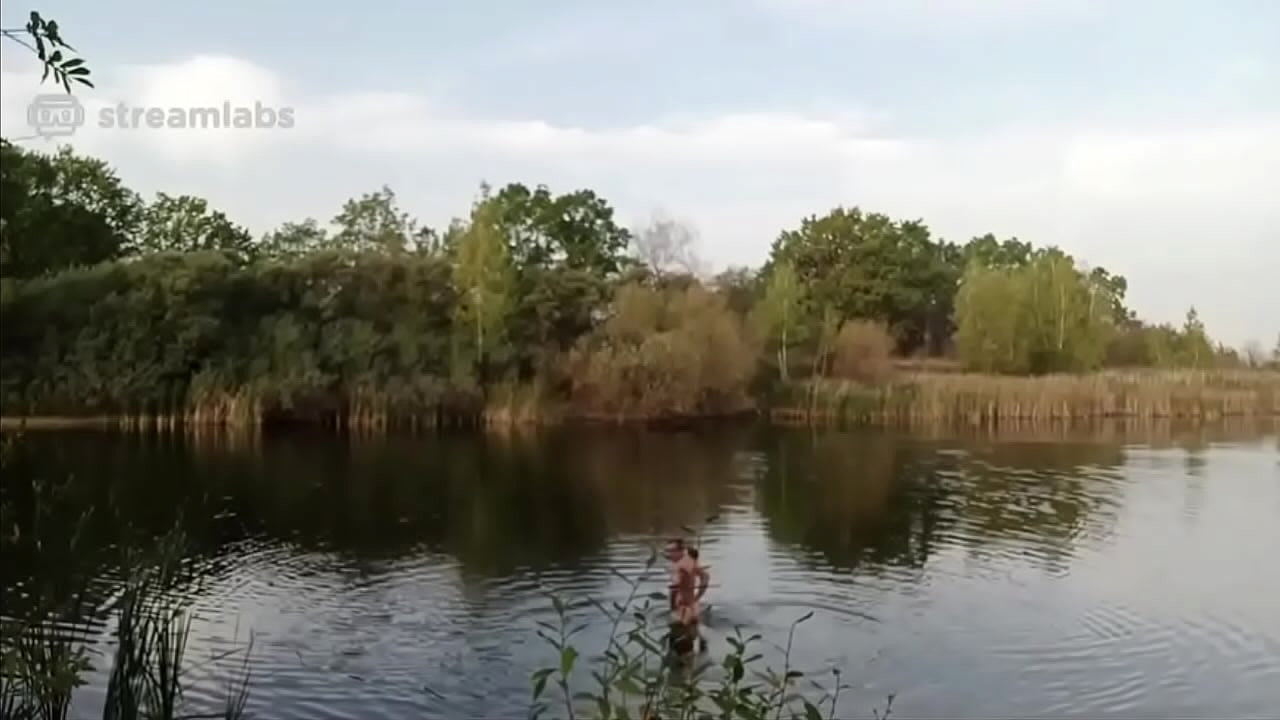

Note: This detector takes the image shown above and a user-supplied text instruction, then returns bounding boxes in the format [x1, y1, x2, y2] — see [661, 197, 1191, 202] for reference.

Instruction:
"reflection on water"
[4, 420, 1279, 719]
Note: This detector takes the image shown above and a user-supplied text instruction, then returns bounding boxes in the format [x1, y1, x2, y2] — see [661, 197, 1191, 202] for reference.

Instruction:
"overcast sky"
[1, 0, 1276, 348]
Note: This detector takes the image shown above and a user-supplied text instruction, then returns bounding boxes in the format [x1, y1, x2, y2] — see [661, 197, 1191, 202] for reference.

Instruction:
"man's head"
[666, 537, 687, 562]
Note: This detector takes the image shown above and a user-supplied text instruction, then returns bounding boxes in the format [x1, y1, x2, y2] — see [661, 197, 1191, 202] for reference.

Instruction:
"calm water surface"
[5, 423, 1280, 719]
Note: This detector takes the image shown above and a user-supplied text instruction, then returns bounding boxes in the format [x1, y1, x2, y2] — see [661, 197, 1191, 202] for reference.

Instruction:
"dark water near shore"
[5, 422, 1280, 719]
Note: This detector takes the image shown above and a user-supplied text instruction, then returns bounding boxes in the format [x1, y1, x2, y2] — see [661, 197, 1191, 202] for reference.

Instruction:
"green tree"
[953, 262, 1032, 374]
[260, 218, 328, 260]
[954, 250, 1117, 374]
[1086, 266, 1130, 325]
[769, 207, 954, 354]
[753, 259, 806, 381]
[138, 193, 255, 263]
[470, 182, 631, 382]
[0, 141, 141, 278]
[453, 193, 515, 383]
[1021, 248, 1115, 372]
[330, 185, 426, 255]
[505, 265, 608, 380]
[961, 234, 1032, 269]
[711, 266, 758, 317]
[487, 182, 632, 276]
[1178, 307, 1213, 369]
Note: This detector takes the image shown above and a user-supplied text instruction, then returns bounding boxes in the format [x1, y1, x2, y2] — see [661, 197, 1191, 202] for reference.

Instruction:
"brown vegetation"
[774, 369, 1280, 426]
[562, 282, 758, 421]
[829, 320, 896, 384]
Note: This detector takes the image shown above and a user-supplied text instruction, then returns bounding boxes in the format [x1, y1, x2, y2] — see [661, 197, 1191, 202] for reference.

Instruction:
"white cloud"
[752, 0, 1107, 32]
[1, 49, 1276, 347]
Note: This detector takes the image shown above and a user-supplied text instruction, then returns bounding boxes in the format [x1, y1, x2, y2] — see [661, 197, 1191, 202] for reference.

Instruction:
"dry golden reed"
[775, 369, 1280, 427]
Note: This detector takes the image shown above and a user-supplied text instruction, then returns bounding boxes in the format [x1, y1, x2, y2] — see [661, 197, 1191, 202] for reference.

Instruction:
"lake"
[4, 422, 1279, 719]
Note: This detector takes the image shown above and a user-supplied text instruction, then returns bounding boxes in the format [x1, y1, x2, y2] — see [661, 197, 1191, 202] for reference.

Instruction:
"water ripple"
[10, 427, 1279, 719]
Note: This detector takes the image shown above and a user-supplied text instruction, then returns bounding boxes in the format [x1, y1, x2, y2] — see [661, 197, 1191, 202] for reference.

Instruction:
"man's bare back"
[667, 542, 709, 655]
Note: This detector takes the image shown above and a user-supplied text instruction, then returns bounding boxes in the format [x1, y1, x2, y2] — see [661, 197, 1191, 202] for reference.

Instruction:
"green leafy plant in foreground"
[0, 433, 254, 720]
[0, 11, 93, 92]
[527, 548, 895, 720]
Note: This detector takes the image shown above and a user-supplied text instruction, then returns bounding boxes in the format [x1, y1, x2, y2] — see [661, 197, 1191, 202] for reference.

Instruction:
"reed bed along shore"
[1, 390, 492, 432]
[6, 369, 1280, 432]
[773, 369, 1280, 427]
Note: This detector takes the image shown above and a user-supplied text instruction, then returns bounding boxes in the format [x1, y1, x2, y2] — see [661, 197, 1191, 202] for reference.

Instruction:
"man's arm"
[695, 565, 710, 600]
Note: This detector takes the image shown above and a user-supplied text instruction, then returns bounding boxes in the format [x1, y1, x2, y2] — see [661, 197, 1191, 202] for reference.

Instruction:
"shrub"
[566, 282, 758, 419]
[830, 321, 895, 385]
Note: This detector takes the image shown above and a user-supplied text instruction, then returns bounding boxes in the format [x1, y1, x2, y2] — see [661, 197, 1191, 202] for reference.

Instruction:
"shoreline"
[5, 369, 1277, 432]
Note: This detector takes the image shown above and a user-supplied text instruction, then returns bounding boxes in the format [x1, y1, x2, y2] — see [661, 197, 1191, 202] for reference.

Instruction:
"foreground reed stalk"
[0, 435, 254, 720]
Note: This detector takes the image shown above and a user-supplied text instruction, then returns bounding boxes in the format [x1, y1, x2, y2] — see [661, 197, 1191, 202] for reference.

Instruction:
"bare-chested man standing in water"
[666, 539, 709, 655]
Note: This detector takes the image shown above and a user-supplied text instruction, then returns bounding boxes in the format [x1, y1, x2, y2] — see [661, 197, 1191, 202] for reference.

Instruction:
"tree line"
[1, 140, 1274, 422]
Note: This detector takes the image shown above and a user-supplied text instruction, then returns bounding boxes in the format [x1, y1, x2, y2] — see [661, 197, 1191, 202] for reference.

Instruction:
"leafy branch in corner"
[0, 11, 93, 92]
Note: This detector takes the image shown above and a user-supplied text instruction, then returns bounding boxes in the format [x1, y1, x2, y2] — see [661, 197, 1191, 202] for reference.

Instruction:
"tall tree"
[953, 263, 1033, 374]
[260, 218, 328, 260]
[712, 266, 758, 317]
[961, 234, 1032, 269]
[0, 141, 141, 277]
[1021, 248, 1115, 372]
[769, 207, 953, 354]
[487, 182, 632, 276]
[1179, 307, 1213, 369]
[138, 193, 255, 263]
[632, 215, 704, 279]
[330, 185, 424, 255]
[754, 259, 806, 382]
[452, 192, 515, 383]
[954, 249, 1118, 374]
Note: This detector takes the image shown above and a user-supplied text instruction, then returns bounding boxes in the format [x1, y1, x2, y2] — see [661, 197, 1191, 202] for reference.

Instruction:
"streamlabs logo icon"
[26, 93, 86, 138]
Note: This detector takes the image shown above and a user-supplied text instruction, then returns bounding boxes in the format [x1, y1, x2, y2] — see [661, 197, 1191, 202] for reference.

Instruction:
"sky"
[1, 0, 1277, 348]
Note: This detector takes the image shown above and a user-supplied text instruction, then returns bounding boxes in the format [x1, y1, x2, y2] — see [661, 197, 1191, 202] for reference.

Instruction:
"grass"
[9, 367, 1279, 432]
[774, 369, 1280, 427]
[1, 531, 255, 720]
[0, 434, 255, 720]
